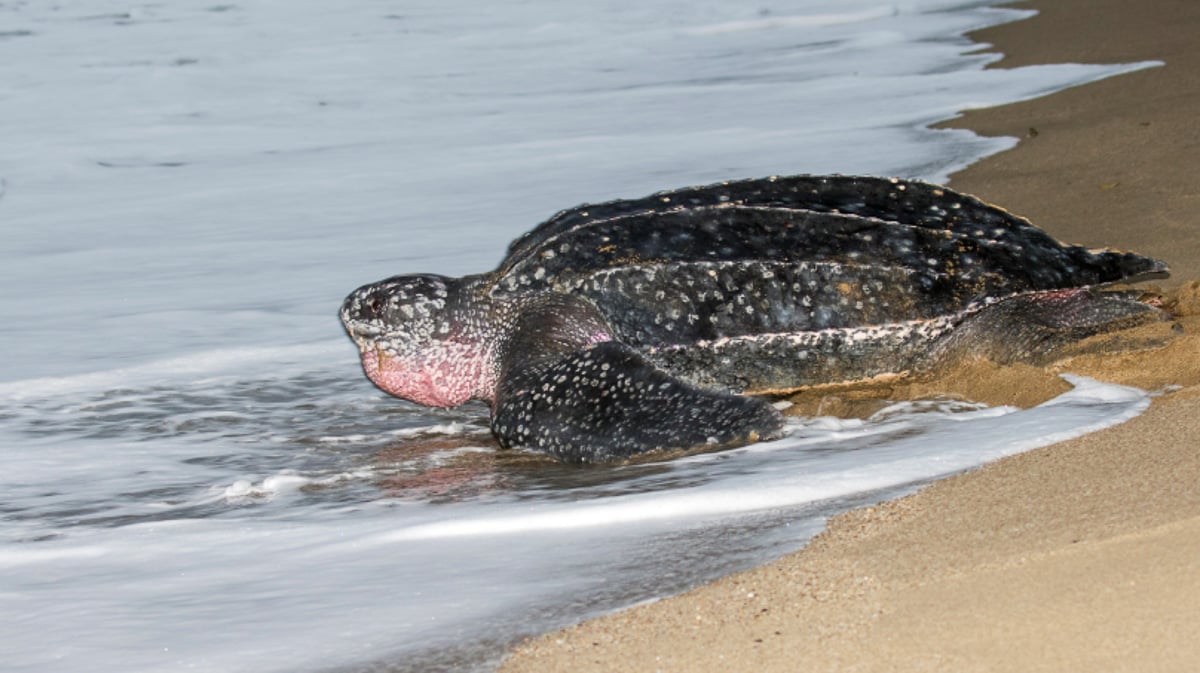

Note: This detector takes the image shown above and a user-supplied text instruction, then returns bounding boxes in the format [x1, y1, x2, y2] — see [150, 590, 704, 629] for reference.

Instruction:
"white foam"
[1051, 373, 1148, 404]
[221, 472, 310, 501]
[0, 545, 109, 569]
[0, 341, 352, 399]
[389, 421, 480, 438]
[684, 8, 899, 35]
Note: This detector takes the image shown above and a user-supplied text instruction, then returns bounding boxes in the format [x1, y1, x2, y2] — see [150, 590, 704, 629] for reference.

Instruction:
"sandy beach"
[501, 0, 1200, 670]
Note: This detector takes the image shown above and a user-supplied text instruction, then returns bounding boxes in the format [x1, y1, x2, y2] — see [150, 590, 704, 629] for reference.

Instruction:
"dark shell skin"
[340, 175, 1168, 462]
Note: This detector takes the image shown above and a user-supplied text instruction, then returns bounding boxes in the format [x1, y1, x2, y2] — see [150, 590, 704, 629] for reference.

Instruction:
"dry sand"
[501, 0, 1200, 670]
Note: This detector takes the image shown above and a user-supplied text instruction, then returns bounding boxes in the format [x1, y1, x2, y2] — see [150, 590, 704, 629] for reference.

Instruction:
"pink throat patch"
[359, 345, 493, 408]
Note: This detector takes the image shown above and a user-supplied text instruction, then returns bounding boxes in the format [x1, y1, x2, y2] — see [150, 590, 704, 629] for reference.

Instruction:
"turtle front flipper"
[492, 341, 785, 463]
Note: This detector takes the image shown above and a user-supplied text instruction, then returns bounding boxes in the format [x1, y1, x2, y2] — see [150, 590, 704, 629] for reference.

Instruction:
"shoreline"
[501, 0, 1200, 670]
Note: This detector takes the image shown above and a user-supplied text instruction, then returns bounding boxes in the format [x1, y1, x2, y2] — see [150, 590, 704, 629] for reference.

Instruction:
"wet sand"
[501, 0, 1200, 670]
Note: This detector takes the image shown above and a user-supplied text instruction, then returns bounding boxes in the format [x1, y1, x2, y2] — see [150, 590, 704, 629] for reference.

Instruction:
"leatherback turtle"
[341, 175, 1167, 462]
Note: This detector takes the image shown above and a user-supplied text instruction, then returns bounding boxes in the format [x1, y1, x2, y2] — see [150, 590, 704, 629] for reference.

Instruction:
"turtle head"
[340, 274, 500, 407]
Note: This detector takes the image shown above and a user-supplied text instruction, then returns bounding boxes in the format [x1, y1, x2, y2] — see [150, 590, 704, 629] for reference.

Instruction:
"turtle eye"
[364, 295, 385, 317]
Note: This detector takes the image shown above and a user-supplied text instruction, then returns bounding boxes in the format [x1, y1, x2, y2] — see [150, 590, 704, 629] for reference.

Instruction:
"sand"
[500, 0, 1200, 670]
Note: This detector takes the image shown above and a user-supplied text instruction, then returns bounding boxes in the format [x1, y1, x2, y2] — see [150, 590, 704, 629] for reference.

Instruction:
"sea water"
[0, 1, 1157, 671]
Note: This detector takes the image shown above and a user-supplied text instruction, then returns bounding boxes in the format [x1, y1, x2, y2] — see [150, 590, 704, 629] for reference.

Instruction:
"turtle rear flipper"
[492, 341, 784, 463]
[932, 288, 1167, 367]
